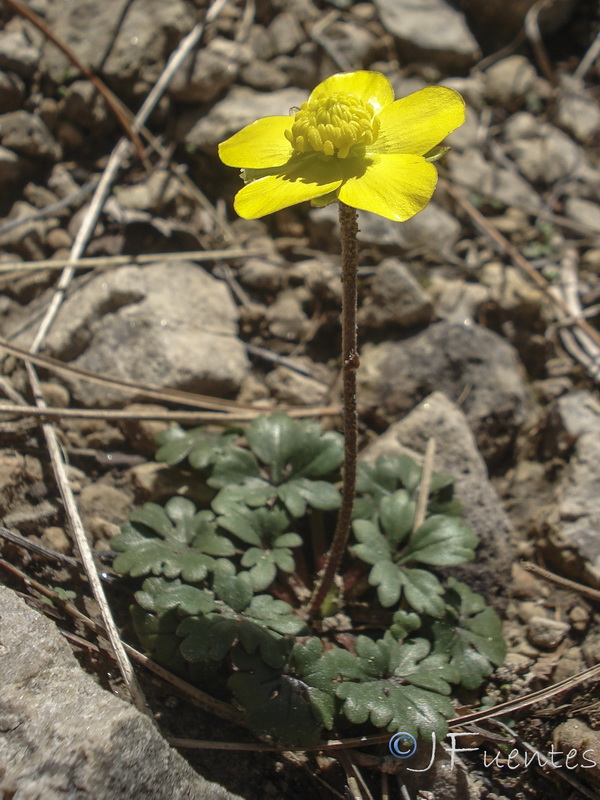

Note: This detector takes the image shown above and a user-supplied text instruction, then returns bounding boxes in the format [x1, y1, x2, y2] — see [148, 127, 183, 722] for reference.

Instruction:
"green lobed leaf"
[213, 567, 253, 612]
[276, 481, 307, 517]
[154, 425, 195, 465]
[430, 579, 506, 690]
[112, 499, 232, 581]
[368, 560, 403, 607]
[211, 480, 274, 514]
[293, 430, 343, 478]
[354, 635, 389, 676]
[356, 455, 423, 499]
[135, 577, 216, 616]
[237, 619, 291, 668]
[400, 515, 477, 567]
[113, 540, 215, 581]
[246, 414, 301, 483]
[367, 563, 445, 615]
[335, 678, 454, 739]
[129, 503, 175, 540]
[246, 594, 307, 636]
[164, 496, 197, 525]
[216, 505, 290, 547]
[379, 489, 416, 547]
[390, 610, 422, 640]
[399, 569, 446, 617]
[277, 477, 340, 517]
[387, 635, 458, 694]
[270, 547, 295, 573]
[178, 615, 239, 662]
[274, 532, 303, 548]
[188, 431, 241, 470]
[284, 477, 341, 512]
[156, 426, 241, 468]
[208, 446, 261, 488]
[245, 415, 343, 485]
[352, 519, 391, 565]
[229, 649, 322, 745]
[242, 550, 277, 590]
[288, 639, 338, 729]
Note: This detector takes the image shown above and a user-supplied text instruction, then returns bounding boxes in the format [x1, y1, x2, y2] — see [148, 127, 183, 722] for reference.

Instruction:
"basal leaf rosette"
[219, 70, 465, 221]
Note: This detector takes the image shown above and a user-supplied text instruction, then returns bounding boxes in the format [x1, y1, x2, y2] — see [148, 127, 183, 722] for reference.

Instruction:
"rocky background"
[0, 0, 600, 799]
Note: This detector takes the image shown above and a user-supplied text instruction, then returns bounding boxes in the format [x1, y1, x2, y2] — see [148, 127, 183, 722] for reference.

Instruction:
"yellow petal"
[234, 156, 343, 219]
[338, 154, 437, 222]
[309, 71, 395, 114]
[370, 87, 465, 156]
[218, 116, 294, 168]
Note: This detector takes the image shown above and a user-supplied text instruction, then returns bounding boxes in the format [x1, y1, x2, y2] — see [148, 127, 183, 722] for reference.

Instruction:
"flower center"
[285, 92, 379, 159]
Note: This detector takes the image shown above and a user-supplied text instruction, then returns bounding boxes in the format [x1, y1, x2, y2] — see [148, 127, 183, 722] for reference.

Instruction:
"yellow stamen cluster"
[285, 92, 379, 159]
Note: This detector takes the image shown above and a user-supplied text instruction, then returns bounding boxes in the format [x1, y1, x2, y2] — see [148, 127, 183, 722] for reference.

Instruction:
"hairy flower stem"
[307, 201, 359, 618]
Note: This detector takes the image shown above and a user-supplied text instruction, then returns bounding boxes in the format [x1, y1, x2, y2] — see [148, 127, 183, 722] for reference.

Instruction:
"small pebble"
[526, 616, 570, 649]
[41, 526, 71, 554]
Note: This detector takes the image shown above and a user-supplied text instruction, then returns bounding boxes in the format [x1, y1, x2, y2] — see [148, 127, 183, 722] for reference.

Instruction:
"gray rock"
[0, 584, 244, 800]
[526, 616, 570, 649]
[556, 390, 600, 437]
[483, 56, 537, 103]
[40, 0, 194, 92]
[240, 60, 289, 91]
[358, 259, 433, 329]
[265, 290, 308, 339]
[565, 197, 600, 234]
[267, 12, 305, 55]
[447, 148, 542, 210]
[374, 0, 480, 70]
[105, 0, 195, 89]
[0, 144, 22, 185]
[554, 720, 600, 784]
[503, 110, 541, 141]
[428, 274, 490, 323]
[505, 124, 595, 184]
[245, 25, 277, 62]
[0, 30, 40, 77]
[238, 258, 285, 292]
[78, 482, 134, 532]
[169, 39, 249, 104]
[310, 202, 461, 258]
[13, 262, 249, 406]
[0, 70, 25, 112]
[545, 391, 600, 587]
[0, 200, 53, 259]
[357, 321, 531, 464]
[60, 79, 111, 128]
[480, 262, 546, 318]
[272, 54, 319, 90]
[287, 258, 342, 302]
[40, 0, 131, 82]
[0, 110, 61, 160]
[556, 78, 600, 143]
[182, 86, 308, 150]
[115, 169, 180, 213]
[265, 364, 328, 406]
[361, 392, 514, 608]
[325, 21, 379, 68]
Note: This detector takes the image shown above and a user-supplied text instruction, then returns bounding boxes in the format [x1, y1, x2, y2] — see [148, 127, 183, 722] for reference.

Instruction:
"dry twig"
[524, 0, 557, 85]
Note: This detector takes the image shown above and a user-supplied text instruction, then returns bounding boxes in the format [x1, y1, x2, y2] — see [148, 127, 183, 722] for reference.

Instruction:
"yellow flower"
[218, 71, 465, 222]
